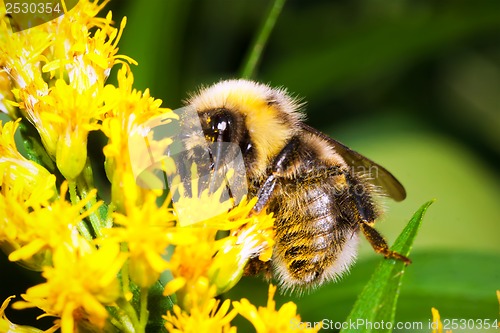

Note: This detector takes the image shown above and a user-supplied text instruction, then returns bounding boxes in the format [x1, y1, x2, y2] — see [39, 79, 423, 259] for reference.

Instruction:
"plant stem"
[139, 287, 149, 329]
[69, 180, 93, 241]
[116, 297, 142, 333]
[239, 0, 286, 79]
[121, 244, 131, 298]
[77, 162, 106, 237]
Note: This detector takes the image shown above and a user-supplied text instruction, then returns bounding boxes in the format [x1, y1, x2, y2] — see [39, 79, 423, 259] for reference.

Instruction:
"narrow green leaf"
[239, 0, 286, 79]
[125, 278, 173, 333]
[18, 118, 56, 173]
[145, 279, 174, 333]
[340, 200, 434, 333]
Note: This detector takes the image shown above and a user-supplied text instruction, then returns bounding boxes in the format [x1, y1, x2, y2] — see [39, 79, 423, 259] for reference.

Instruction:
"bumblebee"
[185, 79, 408, 292]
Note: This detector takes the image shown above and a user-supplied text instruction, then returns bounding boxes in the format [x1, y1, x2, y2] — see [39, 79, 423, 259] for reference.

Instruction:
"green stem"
[121, 244, 131, 296]
[69, 180, 93, 241]
[86, 200, 104, 238]
[116, 297, 142, 333]
[77, 163, 106, 237]
[78, 183, 104, 238]
[107, 308, 126, 332]
[239, 0, 287, 79]
[139, 287, 149, 329]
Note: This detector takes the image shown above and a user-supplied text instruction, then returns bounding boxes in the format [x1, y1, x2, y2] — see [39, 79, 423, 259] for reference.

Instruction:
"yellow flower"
[498, 290, 500, 316]
[431, 308, 443, 333]
[164, 228, 219, 308]
[2, 181, 101, 267]
[0, 119, 54, 199]
[102, 193, 183, 288]
[0, 119, 63, 270]
[0, 175, 56, 270]
[1, 1, 315, 332]
[14, 243, 127, 333]
[0, 4, 51, 93]
[165, 168, 275, 299]
[233, 284, 321, 333]
[169, 164, 236, 228]
[0, 296, 48, 333]
[430, 308, 453, 333]
[42, 78, 104, 179]
[163, 277, 238, 333]
[1, 0, 133, 180]
[42, 5, 133, 86]
[208, 198, 275, 294]
[101, 65, 173, 209]
[0, 68, 15, 117]
[127, 112, 177, 190]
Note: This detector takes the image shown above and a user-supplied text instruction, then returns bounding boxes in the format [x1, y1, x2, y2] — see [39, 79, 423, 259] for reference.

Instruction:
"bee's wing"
[300, 123, 406, 201]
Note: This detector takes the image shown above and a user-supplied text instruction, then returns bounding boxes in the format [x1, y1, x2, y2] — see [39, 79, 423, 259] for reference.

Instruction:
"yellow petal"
[164, 277, 186, 296]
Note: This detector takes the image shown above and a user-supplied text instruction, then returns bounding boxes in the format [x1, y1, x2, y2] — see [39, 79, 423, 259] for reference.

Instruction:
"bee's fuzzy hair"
[186, 79, 306, 177]
[272, 234, 359, 295]
[186, 79, 306, 122]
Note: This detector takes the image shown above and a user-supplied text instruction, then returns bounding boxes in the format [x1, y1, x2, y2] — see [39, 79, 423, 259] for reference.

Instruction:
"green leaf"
[18, 118, 56, 173]
[340, 200, 434, 333]
[239, 0, 286, 79]
[125, 278, 173, 333]
[145, 279, 174, 333]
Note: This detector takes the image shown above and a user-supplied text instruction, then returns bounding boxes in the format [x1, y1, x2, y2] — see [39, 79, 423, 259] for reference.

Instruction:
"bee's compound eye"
[205, 109, 235, 142]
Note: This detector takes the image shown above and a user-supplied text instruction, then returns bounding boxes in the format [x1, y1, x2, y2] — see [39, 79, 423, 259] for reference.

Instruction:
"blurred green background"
[2, 0, 500, 331]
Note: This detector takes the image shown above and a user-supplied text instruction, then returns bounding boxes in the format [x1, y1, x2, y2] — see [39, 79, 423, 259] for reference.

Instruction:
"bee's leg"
[344, 173, 411, 265]
[244, 258, 273, 279]
[253, 174, 276, 213]
[252, 137, 302, 214]
[359, 221, 411, 264]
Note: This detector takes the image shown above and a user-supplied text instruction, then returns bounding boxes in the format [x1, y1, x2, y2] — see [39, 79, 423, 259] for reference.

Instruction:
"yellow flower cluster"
[431, 308, 450, 333]
[0, 1, 318, 332]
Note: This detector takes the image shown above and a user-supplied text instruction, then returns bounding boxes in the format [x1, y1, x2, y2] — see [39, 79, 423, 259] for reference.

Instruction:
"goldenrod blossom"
[0, 0, 316, 332]
[169, 164, 236, 228]
[209, 198, 275, 294]
[14, 243, 127, 333]
[102, 193, 186, 288]
[233, 284, 322, 333]
[164, 229, 219, 309]
[0, 120, 54, 198]
[0, 120, 60, 270]
[0, 296, 48, 333]
[431, 307, 452, 333]
[498, 290, 500, 316]
[163, 165, 245, 302]
[165, 172, 275, 301]
[0, 68, 15, 117]
[101, 65, 173, 209]
[0, 176, 56, 270]
[0, 0, 133, 180]
[163, 277, 238, 333]
[2, 180, 101, 266]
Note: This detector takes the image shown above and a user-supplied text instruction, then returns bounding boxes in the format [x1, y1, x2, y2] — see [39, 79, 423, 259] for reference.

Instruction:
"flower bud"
[56, 129, 87, 180]
[208, 241, 248, 295]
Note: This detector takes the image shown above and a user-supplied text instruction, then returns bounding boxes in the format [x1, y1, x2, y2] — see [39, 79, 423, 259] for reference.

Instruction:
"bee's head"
[186, 79, 304, 177]
[198, 108, 242, 146]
